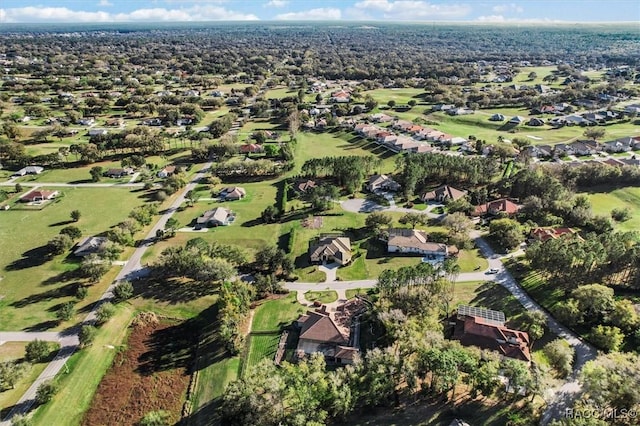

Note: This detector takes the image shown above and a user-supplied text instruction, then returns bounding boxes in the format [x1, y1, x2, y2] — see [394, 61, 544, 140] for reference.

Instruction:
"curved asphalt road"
[284, 230, 596, 425]
[2, 178, 595, 425]
[0, 162, 212, 425]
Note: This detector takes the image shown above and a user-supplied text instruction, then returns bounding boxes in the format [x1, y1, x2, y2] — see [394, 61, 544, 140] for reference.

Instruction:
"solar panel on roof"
[457, 305, 505, 326]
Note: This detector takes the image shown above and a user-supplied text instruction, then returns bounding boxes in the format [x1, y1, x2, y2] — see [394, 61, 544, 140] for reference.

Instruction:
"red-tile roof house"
[20, 189, 58, 203]
[473, 198, 521, 216]
[529, 227, 580, 242]
[240, 143, 264, 154]
[453, 307, 531, 362]
[296, 179, 317, 193]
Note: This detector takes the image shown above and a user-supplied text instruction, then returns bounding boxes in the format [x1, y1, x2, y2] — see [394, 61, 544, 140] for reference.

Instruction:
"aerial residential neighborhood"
[0, 3, 639, 426]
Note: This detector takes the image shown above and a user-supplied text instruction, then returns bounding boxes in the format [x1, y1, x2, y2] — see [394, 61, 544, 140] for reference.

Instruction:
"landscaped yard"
[586, 185, 640, 232]
[250, 292, 306, 333]
[0, 187, 147, 331]
[244, 333, 280, 372]
[456, 248, 489, 272]
[239, 292, 308, 375]
[452, 280, 523, 321]
[304, 290, 338, 304]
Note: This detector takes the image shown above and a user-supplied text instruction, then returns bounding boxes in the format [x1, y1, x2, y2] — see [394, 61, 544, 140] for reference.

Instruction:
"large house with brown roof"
[367, 174, 400, 193]
[421, 185, 467, 203]
[453, 305, 531, 363]
[239, 143, 264, 154]
[20, 189, 58, 203]
[386, 228, 450, 259]
[529, 227, 580, 243]
[296, 179, 317, 193]
[295, 299, 366, 365]
[473, 198, 521, 216]
[104, 168, 133, 178]
[309, 236, 352, 266]
[219, 186, 246, 201]
[157, 165, 176, 178]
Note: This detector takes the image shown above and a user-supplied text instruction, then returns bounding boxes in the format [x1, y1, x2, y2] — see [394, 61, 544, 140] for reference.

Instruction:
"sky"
[0, 0, 638, 24]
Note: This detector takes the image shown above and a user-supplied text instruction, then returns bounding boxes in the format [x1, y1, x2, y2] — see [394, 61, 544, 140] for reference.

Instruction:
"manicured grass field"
[0, 187, 146, 330]
[251, 292, 306, 332]
[451, 280, 523, 320]
[0, 361, 48, 418]
[363, 88, 427, 106]
[244, 333, 280, 372]
[190, 355, 240, 425]
[0, 342, 50, 417]
[20, 161, 132, 184]
[294, 131, 397, 175]
[586, 185, 640, 232]
[30, 304, 135, 426]
[304, 290, 338, 304]
[345, 288, 373, 299]
[456, 248, 489, 272]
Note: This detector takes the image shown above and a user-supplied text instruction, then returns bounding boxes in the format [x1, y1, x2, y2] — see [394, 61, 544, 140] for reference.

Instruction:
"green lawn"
[0, 342, 50, 418]
[251, 292, 306, 332]
[30, 304, 135, 426]
[345, 288, 375, 299]
[171, 179, 281, 254]
[244, 333, 280, 372]
[294, 130, 397, 175]
[452, 280, 523, 320]
[190, 355, 240, 425]
[363, 88, 427, 106]
[0, 187, 145, 331]
[304, 290, 338, 304]
[456, 248, 489, 272]
[586, 185, 640, 232]
[19, 161, 134, 184]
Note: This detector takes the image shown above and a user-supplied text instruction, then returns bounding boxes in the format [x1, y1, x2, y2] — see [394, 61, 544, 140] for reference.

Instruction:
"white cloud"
[264, 0, 288, 7]
[477, 14, 505, 22]
[492, 3, 524, 14]
[476, 15, 565, 23]
[98, 0, 114, 6]
[354, 0, 471, 20]
[276, 7, 341, 20]
[163, 0, 228, 3]
[0, 5, 259, 22]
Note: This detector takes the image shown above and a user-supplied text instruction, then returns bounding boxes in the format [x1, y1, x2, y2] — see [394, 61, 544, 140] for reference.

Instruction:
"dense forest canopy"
[1, 23, 638, 82]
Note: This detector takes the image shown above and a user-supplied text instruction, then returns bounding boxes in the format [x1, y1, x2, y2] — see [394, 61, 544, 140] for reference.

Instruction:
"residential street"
[285, 230, 597, 425]
[0, 181, 145, 188]
[2, 169, 594, 425]
[0, 162, 212, 425]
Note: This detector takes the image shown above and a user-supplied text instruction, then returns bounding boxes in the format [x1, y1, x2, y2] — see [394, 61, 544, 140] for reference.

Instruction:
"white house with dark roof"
[14, 166, 43, 176]
[386, 228, 449, 260]
[74, 236, 108, 257]
[367, 174, 400, 193]
[195, 207, 235, 228]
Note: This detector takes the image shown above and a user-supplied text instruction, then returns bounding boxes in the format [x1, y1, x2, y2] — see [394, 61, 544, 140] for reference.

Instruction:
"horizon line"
[1, 20, 638, 25]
